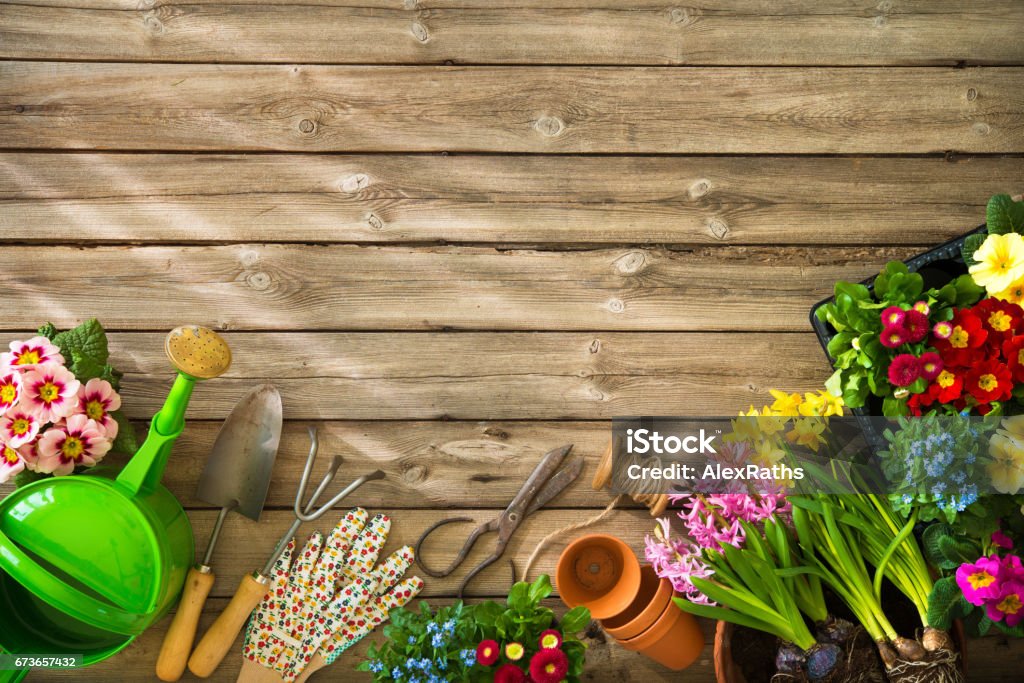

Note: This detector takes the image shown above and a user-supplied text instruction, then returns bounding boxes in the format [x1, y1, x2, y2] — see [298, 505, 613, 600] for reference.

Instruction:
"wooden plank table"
[2, 1, 1024, 680]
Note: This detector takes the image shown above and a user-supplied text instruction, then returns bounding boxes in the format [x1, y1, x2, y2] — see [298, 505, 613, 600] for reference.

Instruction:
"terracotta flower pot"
[599, 565, 673, 641]
[556, 534, 641, 620]
[618, 596, 705, 671]
[713, 620, 969, 683]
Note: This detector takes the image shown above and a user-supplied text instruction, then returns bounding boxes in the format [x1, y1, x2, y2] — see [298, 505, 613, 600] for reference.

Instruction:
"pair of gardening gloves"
[239, 508, 424, 683]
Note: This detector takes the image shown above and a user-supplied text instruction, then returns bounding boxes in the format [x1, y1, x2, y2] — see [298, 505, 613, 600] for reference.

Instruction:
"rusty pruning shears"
[415, 444, 583, 598]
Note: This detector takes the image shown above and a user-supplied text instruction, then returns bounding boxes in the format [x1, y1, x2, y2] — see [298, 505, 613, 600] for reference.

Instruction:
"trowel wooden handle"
[188, 573, 268, 679]
[156, 566, 216, 681]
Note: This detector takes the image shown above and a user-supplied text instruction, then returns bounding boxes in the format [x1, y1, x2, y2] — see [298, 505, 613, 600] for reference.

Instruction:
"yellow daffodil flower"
[754, 438, 786, 465]
[768, 389, 803, 416]
[798, 390, 845, 417]
[988, 433, 1024, 494]
[786, 418, 827, 452]
[970, 233, 1024, 294]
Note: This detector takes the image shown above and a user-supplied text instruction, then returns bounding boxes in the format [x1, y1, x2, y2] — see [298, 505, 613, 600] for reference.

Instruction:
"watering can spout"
[117, 327, 231, 496]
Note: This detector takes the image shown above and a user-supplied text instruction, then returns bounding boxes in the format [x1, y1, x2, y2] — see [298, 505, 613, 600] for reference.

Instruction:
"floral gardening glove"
[292, 533, 424, 682]
[320, 546, 424, 664]
[241, 508, 387, 682]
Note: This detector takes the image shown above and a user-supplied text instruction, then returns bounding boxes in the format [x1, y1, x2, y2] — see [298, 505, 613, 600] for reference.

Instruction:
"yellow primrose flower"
[768, 389, 803, 416]
[969, 233, 1024, 294]
[1000, 415, 1024, 441]
[995, 279, 1024, 305]
[988, 433, 1024, 494]
[786, 418, 827, 452]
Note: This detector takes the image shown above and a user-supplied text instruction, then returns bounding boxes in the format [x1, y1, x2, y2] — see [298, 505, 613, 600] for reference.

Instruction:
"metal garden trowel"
[155, 384, 282, 681]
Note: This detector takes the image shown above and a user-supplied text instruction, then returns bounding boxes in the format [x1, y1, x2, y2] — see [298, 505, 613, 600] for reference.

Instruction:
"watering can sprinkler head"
[165, 325, 232, 381]
[154, 326, 232, 438]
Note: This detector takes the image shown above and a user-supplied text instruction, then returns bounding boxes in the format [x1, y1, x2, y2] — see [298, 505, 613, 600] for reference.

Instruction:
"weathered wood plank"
[1, 154, 1020, 245]
[181, 507, 655, 598]
[115, 420, 619, 509]
[3, 2, 1023, 65]
[0, 244, 913, 331]
[30, 597, 719, 682]
[2, 64, 1020, 153]
[26, 593, 1024, 683]
[95, 332, 829, 420]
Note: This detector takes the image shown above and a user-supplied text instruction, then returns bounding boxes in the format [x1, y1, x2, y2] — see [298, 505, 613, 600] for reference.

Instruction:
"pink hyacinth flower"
[20, 364, 80, 424]
[0, 409, 39, 449]
[1, 336, 64, 372]
[956, 556, 1004, 606]
[35, 414, 111, 476]
[0, 442, 25, 484]
[76, 378, 121, 439]
[0, 372, 22, 416]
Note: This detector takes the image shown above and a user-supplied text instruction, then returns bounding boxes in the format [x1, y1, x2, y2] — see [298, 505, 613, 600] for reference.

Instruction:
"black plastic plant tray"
[808, 224, 987, 449]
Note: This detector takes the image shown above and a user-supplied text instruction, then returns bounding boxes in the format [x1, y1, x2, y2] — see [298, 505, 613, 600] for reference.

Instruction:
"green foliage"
[926, 577, 969, 631]
[879, 414, 993, 524]
[111, 411, 139, 455]
[358, 576, 590, 682]
[357, 601, 480, 681]
[961, 233, 987, 268]
[816, 262, 971, 412]
[986, 194, 1024, 236]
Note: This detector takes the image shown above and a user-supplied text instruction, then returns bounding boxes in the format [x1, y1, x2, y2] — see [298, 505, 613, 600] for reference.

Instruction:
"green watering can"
[0, 326, 232, 682]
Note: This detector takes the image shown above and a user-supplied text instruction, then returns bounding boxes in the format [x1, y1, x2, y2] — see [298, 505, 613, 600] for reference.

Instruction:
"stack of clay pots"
[556, 534, 704, 671]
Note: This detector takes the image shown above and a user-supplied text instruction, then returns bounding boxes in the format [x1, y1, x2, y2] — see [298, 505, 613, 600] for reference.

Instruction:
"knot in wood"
[708, 218, 730, 240]
[589, 339, 601, 354]
[533, 116, 564, 137]
[966, 88, 978, 102]
[688, 179, 711, 198]
[669, 7, 697, 26]
[607, 298, 625, 313]
[340, 173, 371, 193]
[614, 251, 646, 275]
[142, 10, 165, 35]
[410, 21, 430, 43]
[298, 118, 316, 134]
[971, 122, 991, 136]
[246, 271, 272, 291]
[366, 212, 385, 230]
[239, 249, 260, 267]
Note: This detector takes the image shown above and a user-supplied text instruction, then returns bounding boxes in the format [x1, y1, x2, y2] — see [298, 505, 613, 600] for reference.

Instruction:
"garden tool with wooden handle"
[155, 384, 282, 682]
[238, 508, 405, 683]
[188, 427, 384, 678]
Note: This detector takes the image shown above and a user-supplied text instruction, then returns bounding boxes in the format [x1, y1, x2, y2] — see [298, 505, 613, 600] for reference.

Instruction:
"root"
[885, 648, 963, 683]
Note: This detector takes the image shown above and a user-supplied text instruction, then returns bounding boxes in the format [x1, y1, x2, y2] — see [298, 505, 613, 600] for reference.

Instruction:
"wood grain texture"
[90, 332, 830, 420]
[30, 597, 719, 682]
[112, 420, 620, 509]
[2, 64, 1021, 153]
[3, 1, 1023, 65]
[2, 154, 1021, 245]
[0, 244, 914, 331]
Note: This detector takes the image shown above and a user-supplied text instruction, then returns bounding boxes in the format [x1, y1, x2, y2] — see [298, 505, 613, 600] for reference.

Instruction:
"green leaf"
[927, 577, 967, 630]
[110, 411, 139, 455]
[824, 369, 843, 397]
[559, 606, 591, 635]
[507, 581, 530, 611]
[528, 574, 553, 605]
[961, 233, 987, 268]
[37, 322, 58, 340]
[53, 319, 109, 372]
[952, 274, 985, 307]
[938, 535, 977, 566]
[987, 194, 1024, 235]
[882, 396, 909, 417]
[922, 523, 958, 570]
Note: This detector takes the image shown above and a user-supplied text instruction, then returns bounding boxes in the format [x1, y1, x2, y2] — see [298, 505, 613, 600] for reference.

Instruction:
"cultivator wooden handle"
[187, 573, 269, 679]
[156, 566, 216, 681]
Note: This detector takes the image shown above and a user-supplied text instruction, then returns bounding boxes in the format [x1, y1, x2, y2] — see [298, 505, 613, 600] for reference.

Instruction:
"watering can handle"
[0, 529, 148, 636]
